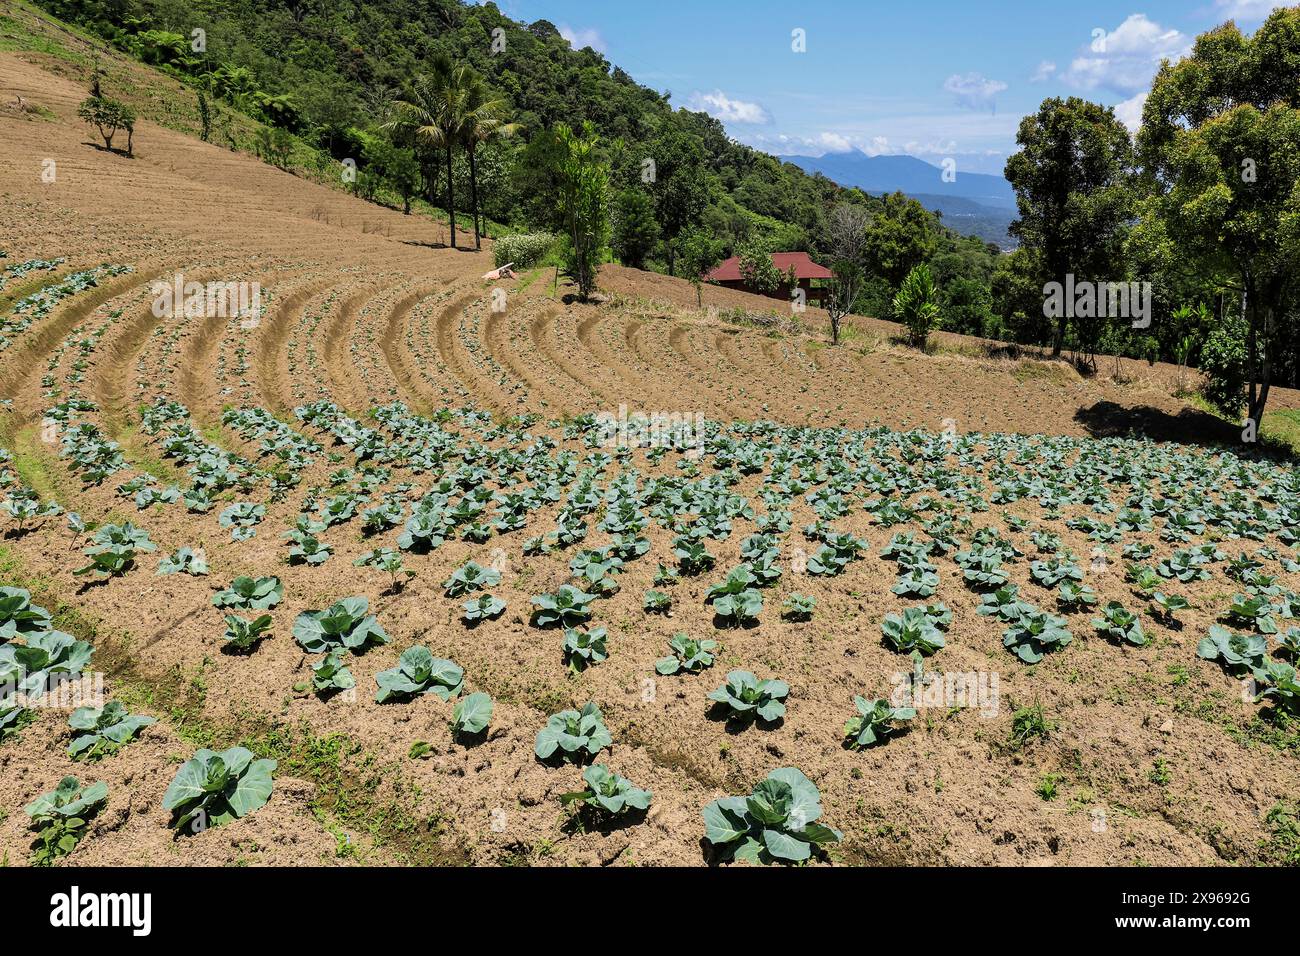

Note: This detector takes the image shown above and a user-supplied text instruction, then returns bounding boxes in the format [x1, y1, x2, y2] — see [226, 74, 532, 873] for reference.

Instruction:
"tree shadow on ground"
[1073, 401, 1240, 449]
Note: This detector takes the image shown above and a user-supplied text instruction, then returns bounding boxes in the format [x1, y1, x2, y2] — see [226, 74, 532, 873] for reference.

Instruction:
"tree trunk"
[445, 144, 457, 249]
[1246, 291, 1273, 431]
[468, 145, 482, 250]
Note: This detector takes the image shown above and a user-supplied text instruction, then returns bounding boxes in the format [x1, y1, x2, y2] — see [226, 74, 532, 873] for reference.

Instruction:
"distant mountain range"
[780, 153, 1019, 249]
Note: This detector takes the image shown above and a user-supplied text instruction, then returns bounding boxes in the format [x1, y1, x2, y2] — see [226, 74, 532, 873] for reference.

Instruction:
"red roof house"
[705, 251, 833, 304]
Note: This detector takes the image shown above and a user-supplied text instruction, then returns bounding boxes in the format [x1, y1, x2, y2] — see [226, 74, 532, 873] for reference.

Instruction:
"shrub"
[162, 747, 276, 831]
[1199, 315, 1248, 417]
[374, 647, 463, 703]
[77, 96, 135, 154]
[25, 776, 108, 865]
[493, 232, 555, 269]
[893, 263, 940, 348]
[707, 670, 788, 723]
[702, 767, 841, 865]
[534, 702, 612, 763]
[67, 701, 155, 760]
[611, 190, 659, 269]
[561, 764, 651, 815]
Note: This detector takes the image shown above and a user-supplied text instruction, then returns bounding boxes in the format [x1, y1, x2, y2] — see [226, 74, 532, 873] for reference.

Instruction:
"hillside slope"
[0, 27, 1298, 871]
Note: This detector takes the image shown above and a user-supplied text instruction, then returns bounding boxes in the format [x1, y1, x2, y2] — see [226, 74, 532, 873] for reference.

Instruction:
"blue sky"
[488, 0, 1285, 175]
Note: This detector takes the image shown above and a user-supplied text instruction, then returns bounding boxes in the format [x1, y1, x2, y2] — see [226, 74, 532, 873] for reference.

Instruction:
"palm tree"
[383, 55, 471, 249]
[460, 75, 521, 250]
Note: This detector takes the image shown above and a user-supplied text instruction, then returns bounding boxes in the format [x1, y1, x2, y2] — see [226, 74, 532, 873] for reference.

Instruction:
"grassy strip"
[1265, 408, 1300, 456]
[4, 424, 70, 508]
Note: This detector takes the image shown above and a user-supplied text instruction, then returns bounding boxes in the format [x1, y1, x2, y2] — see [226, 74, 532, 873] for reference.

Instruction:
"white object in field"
[483, 263, 516, 281]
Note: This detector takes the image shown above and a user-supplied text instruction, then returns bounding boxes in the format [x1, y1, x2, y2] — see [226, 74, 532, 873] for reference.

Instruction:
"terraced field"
[1, 45, 1299, 868]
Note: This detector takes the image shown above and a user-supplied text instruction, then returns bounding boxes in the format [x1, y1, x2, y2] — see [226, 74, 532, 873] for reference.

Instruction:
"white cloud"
[1215, 0, 1283, 22]
[1031, 60, 1057, 83]
[1113, 91, 1148, 133]
[864, 135, 892, 156]
[686, 89, 771, 124]
[557, 24, 606, 53]
[817, 131, 854, 152]
[943, 72, 1009, 112]
[1064, 14, 1190, 95]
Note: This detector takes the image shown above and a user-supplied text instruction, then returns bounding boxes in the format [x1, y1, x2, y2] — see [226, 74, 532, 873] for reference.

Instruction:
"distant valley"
[781, 153, 1019, 249]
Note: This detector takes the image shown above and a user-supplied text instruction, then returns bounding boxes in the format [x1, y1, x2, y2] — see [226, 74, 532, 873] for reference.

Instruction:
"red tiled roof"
[706, 251, 834, 282]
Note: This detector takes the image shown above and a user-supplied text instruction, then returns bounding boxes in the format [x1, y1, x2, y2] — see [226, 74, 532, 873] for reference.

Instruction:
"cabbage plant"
[462, 593, 506, 623]
[162, 746, 276, 831]
[708, 670, 788, 723]
[0, 587, 53, 641]
[443, 561, 501, 598]
[1197, 626, 1268, 676]
[655, 633, 717, 675]
[560, 764, 651, 816]
[157, 546, 209, 576]
[843, 696, 914, 749]
[293, 597, 389, 653]
[25, 776, 108, 865]
[1092, 602, 1147, 646]
[451, 691, 493, 737]
[881, 608, 946, 656]
[534, 702, 612, 763]
[374, 647, 463, 703]
[530, 585, 594, 629]
[702, 767, 841, 865]
[212, 575, 282, 610]
[223, 613, 272, 652]
[0, 630, 94, 696]
[311, 648, 355, 693]
[1002, 611, 1072, 663]
[67, 701, 155, 759]
[563, 626, 607, 672]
